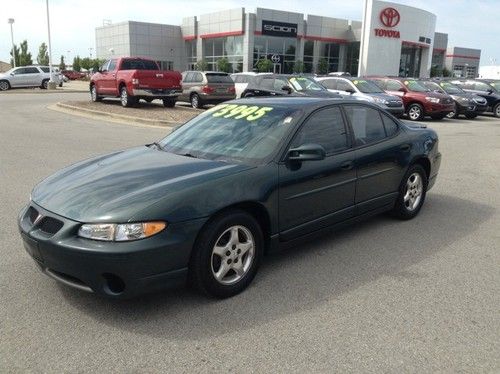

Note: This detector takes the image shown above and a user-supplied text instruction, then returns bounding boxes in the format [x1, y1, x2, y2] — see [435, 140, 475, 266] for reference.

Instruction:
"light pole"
[45, 0, 56, 89]
[89, 47, 93, 59]
[8, 18, 15, 68]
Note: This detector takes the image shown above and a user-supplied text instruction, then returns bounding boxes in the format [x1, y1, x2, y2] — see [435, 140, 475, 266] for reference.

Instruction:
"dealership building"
[95, 0, 481, 78]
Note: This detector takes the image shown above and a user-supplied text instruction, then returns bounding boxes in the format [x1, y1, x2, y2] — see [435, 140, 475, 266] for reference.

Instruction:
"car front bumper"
[18, 203, 207, 298]
[456, 101, 488, 114]
[424, 102, 455, 115]
[132, 88, 182, 98]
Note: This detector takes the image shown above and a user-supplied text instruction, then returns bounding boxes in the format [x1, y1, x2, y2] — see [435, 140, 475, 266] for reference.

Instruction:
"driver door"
[278, 105, 357, 240]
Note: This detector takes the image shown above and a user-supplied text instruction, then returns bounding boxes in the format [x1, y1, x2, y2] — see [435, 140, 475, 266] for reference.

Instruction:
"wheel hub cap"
[211, 225, 255, 285]
[403, 172, 423, 211]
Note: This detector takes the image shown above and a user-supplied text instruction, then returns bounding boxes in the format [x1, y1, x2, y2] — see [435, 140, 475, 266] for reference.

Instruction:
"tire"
[190, 93, 202, 109]
[162, 98, 176, 108]
[392, 164, 428, 220]
[493, 103, 500, 118]
[465, 113, 477, 119]
[407, 103, 424, 121]
[446, 103, 458, 119]
[190, 210, 264, 298]
[41, 79, 49, 89]
[0, 80, 10, 91]
[243, 92, 254, 98]
[120, 86, 136, 107]
[144, 98, 153, 103]
[90, 84, 102, 102]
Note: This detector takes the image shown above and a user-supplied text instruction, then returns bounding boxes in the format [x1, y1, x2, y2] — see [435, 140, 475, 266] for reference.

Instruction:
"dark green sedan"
[18, 98, 441, 298]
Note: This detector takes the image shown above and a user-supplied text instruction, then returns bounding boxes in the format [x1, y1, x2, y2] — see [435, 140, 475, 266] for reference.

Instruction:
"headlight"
[425, 97, 440, 103]
[78, 222, 166, 241]
[373, 97, 390, 105]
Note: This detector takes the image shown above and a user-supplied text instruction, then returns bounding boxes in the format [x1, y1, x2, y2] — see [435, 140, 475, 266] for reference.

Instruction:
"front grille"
[28, 206, 39, 224]
[39, 217, 64, 235]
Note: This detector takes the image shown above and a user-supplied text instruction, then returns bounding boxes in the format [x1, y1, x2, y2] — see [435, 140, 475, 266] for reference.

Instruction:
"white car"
[0, 65, 62, 91]
[230, 72, 258, 98]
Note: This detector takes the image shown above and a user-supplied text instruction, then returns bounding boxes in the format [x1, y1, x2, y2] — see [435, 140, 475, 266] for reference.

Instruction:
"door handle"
[112, 73, 116, 77]
[400, 144, 411, 152]
[340, 161, 354, 170]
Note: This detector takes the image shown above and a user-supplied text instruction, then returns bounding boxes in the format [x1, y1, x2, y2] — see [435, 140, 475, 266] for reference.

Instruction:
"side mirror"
[281, 85, 292, 94]
[487, 89, 494, 94]
[398, 87, 406, 92]
[288, 143, 326, 162]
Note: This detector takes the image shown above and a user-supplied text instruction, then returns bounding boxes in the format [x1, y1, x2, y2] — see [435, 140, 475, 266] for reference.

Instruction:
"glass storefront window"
[346, 42, 360, 76]
[202, 36, 243, 73]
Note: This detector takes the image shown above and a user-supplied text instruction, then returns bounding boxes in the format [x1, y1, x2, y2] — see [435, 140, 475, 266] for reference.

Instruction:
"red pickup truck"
[90, 57, 182, 107]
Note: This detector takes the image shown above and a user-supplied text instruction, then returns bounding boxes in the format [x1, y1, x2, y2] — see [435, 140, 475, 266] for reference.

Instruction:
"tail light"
[228, 86, 236, 93]
[202, 86, 214, 94]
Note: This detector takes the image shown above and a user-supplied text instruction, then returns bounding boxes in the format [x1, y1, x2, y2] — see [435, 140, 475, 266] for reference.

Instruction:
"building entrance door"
[273, 63, 282, 74]
[399, 46, 422, 77]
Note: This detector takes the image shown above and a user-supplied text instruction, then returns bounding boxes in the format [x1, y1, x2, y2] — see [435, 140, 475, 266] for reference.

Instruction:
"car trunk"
[206, 73, 235, 95]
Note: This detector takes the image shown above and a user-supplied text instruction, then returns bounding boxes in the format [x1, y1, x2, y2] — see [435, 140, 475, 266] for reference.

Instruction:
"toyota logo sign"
[380, 7, 400, 28]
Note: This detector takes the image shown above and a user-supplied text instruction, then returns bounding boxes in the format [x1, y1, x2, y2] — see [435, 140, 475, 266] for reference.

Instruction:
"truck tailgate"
[135, 70, 181, 89]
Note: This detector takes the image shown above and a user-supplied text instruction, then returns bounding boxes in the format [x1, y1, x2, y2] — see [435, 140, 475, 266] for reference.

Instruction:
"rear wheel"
[407, 103, 424, 121]
[120, 86, 136, 107]
[90, 84, 102, 102]
[41, 79, 49, 89]
[392, 164, 428, 220]
[446, 103, 458, 119]
[493, 103, 500, 118]
[190, 93, 202, 109]
[190, 210, 263, 298]
[143, 98, 153, 103]
[0, 80, 10, 91]
[162, 98, 176, 108]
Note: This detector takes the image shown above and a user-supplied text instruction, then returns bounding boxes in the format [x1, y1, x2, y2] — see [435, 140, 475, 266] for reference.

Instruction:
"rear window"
[40, 67, 50, 73]
[120, 59, 159, 70]
[206, 73, 233, 83]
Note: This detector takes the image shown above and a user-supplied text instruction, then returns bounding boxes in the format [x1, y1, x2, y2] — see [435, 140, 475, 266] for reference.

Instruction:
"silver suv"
[178, 71, 236, 108]
[0, 65, 62, 91]
[315, 76, 405, 117]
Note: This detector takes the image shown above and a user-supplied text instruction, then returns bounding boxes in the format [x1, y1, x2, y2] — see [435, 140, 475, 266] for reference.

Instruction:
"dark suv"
[241, 74, 341, 99]
[370, 77, 454, 121]
[450, 79, 500, 117]
[420, 80, 488, 119]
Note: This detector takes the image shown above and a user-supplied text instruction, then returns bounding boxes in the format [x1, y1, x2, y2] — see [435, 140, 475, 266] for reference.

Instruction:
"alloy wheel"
[211, 225, 255, 285]
[0, 81, 9, 91]
[404, 172, 423, 211]
[408, 106, 421, 120]
[191, 94, 199, 108]
[91, 86, 97, 101]
[120, 89, 128, 106]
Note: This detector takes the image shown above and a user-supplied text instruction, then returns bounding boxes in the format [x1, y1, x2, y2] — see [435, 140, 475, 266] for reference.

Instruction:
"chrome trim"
[44, 268, 93, 293]
[132, 88, 181, 97]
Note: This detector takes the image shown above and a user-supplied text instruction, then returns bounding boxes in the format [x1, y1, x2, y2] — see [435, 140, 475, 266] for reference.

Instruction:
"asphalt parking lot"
[1, 92, 499, 373]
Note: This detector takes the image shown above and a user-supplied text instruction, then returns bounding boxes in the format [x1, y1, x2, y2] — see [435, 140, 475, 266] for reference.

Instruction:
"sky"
[1, 0, 498, 66]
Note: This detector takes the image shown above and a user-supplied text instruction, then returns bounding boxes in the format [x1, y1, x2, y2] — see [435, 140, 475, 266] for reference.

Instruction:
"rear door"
[278, 105, 356, 240]
[180, 72, 194, 100]
[343, 104, 407, 214]
[23, 67, 43, 87]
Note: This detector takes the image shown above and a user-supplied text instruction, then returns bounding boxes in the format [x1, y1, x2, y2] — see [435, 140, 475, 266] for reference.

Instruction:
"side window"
[273, 78, 289, 91]
[183, 72, 194, 83]
[291, 106, 348, 155]
[260, 78, 275, 90]
[474, 82, 491, 92]
[321, 79, 337, 90]
[108, 59, 117, 71]
[381, 113, 399, 137]
[12, 68, 26, 75]
[25, 67, 40, 74]
[386, 80, 402, 91]
[337, 80, 354, 92]
[344, 105, 386, 146]
[100, 60, 110, 72]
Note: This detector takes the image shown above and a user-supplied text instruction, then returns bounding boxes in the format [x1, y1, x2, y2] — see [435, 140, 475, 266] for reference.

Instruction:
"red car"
[369, 77, 455, 121]
[62, 70, 86, 80]
[90, 57, 182, 107]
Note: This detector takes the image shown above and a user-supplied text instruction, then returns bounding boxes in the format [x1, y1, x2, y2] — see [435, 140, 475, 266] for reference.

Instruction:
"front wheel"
[446, 103, 458, 119]
[391, 164, 428, 220]
[190, 210, 263, 298]
[41, 79, 49, 89]
[162, 98, 176, 108]
[407, 103, 424, 121]
[90, 85, 102, 102]
[493, 103, 500, 118]
[0, 80, 10, 91]
[120, 86, 136, 107]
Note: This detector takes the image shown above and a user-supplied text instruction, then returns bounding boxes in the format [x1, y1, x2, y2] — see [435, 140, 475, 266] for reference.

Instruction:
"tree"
[256, 59, 273, 73]
[317, 58, 329, 75]
[9, 44, 20, 67]
[37, 43, 49, 65]
[73, 56, 81, 72]
[80, 57, 92, 70]
[92, 58, 104, 72]
[18, 40, 33, 66]
[195, 59, 208, 71]
[293, 60, 304, 74]
[216, 58, 231, 73]
[59, 55, 66, 70]
[442, 67, 451, 77]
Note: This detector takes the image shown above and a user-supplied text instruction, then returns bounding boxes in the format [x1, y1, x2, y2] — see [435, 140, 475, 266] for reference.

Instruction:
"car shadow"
[60, 193, 495, 340]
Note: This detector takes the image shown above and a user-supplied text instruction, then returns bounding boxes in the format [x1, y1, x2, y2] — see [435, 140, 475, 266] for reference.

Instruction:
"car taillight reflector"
[202, 86, 214, 94]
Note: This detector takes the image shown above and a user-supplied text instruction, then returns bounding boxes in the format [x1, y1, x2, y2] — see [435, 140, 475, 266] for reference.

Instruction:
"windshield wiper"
[181, 153, 198, 158]
[147, 142, 165, 151]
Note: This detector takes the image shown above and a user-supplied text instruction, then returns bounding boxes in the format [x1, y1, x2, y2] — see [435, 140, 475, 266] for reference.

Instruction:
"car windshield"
[206, 73, 233, 83]
[403, 80, 430, 92]
[487, 81, 500, 91]
[438, 82, 464, 94]
[352, 79, 385, 93]
[121, 59, 158, 70]
[160, 104, 303, 165]
[288, 77, 325, 92]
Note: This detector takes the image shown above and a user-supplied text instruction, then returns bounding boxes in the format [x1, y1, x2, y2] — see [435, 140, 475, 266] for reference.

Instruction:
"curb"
[1, 89, 88, 94]
[55, 102, 181, 127]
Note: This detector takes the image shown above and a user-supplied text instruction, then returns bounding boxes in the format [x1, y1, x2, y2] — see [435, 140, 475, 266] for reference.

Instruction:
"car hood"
[0, 72, 9, 79]
[293, 90, 341, 98]
[367, 92, 402, 101]
[31, 146, 252, 222]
